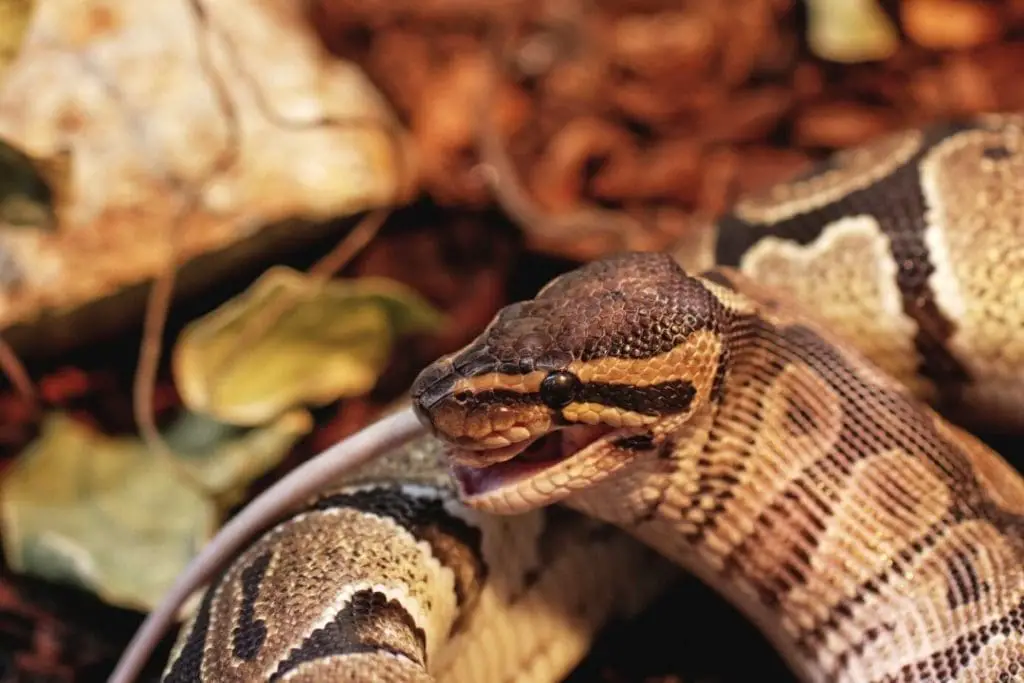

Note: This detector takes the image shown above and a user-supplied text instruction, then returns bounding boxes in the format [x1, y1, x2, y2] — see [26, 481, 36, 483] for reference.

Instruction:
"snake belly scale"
[113, 115, 1024, 683]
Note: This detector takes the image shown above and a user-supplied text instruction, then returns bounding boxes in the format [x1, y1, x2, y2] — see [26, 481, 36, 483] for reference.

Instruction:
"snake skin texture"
[115, 114, 1024, 683]
[693, 113, 1024, 431]
[158, 435, 676, 683]
[413, 255, 1024, 683]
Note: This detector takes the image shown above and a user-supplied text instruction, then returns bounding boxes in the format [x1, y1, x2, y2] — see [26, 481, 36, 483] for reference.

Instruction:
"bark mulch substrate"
[4, 0, 1024, 680]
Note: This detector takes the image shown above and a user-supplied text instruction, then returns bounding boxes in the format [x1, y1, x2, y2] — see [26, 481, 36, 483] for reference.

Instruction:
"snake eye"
[540, 371, 580, 409]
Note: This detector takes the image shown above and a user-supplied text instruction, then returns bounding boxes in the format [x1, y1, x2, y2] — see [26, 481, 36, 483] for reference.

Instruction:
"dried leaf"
[0, 410, 310, 611]
[173, 266, 443, 425]
[0, 0, 410, 333]
[0, 0, 33, 80]
[902, 0, 1003, 50]
[165, 409, 313, 507]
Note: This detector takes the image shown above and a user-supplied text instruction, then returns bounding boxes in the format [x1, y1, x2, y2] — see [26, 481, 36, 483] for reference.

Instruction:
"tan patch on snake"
[920, 125, 1024, 426]
[560, 402, 658, 428]
[780, 451, 951, 641]
[567, 329, 722, 388]
[699, 362, 843, 572]
[835, 519, 1024, 682]
[278, 652, 433, 682]
[734, 129, 922, 224]
[694, 276, 758, 316]
[738, 215, 929, 399]
[201, 508, 457, 682]
[451, 371, 547, 397]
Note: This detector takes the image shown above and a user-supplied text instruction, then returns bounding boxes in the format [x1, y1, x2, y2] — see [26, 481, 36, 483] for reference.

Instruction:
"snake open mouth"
[450, 424, 614, 498]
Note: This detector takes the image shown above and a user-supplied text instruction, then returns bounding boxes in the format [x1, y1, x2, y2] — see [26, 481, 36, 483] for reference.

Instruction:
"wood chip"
[902, 0, 1004, 49]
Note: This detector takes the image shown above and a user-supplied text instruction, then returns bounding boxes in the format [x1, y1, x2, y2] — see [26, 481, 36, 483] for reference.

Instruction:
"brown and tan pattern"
[707, 115, 1024, 430]
[111, 116, 1023, 683]
[153, 436, 676, 683]
[412, 253, 1024, 683]
[919, 119, 1024, 429]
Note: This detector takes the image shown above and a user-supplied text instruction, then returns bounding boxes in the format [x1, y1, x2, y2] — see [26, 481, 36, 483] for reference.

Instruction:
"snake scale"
[109, 114, 1024, 683]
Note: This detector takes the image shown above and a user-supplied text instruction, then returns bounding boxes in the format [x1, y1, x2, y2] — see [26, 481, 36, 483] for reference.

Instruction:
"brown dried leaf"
[0, 0, 410, 332]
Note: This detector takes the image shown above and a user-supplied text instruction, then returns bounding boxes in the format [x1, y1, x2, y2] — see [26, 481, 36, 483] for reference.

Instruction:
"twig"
[133, 192, 217, 493]
[131, 0, 244, 492]
[309, 206, 391, 279]
[0, 334, 37, 410]
[133, 0, 409, 482]
[201, 204, 393, 402]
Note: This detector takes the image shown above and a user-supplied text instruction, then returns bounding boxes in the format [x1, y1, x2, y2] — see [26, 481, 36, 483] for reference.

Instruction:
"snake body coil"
[159, 436, 674, 683]
[115, 115, 1024, 683]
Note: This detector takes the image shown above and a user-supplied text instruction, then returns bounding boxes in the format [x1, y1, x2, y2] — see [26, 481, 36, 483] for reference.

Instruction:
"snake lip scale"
[445, 424, 614, 500]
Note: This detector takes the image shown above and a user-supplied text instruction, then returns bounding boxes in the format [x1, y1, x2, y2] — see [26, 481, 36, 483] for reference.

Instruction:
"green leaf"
[167, 409, 312, 508]
[0, 410, 310, 612]
[173, 266, 443, 425]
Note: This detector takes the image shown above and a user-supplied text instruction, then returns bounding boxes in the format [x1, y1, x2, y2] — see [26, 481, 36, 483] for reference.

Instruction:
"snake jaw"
[447, 424, 617, 504]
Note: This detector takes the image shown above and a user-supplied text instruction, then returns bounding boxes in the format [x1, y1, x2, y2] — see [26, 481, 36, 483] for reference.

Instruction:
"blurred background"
[0, 0, 1020, 680]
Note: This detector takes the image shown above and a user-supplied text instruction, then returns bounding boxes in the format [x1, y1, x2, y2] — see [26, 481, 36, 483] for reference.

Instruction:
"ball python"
[109, 114, 1024, 683]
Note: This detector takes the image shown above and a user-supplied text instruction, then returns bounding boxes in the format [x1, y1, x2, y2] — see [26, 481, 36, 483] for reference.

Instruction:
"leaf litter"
[0, 409, 311, 612]
[173, 266, 444, 426]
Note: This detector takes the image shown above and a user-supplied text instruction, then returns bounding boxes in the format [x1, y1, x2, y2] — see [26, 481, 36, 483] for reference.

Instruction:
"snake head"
[411, 252, 730, 514]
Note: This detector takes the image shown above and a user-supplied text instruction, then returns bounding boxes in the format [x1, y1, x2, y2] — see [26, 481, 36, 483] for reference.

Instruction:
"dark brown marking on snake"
[312, 488, 486, 609]
[162, 581, 217, 683]
[717, 474, 834, 619]
[782, 393, 817, 438]
[698, 269, 738, 292]
[944, 547, 988, 609]
[713, 122, 976, 397]
[448, 380, 698, 418]
[409, 362, 458, 411]
[613, 432, 656, 451]
[982, 143, 1012, 160]
[268, 590, 427, 681]
[232, 551, 272, 660]
[826, 622, 897, 681]
[583, 380, 697, 416]
[709, 345, 730, 404]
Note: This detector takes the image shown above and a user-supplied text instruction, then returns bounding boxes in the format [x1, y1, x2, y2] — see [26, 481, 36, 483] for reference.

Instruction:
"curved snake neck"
[410, 253, 1024, 683]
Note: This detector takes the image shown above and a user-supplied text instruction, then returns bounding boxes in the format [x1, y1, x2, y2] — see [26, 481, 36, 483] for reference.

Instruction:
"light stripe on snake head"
[410, 252, 729, 513]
